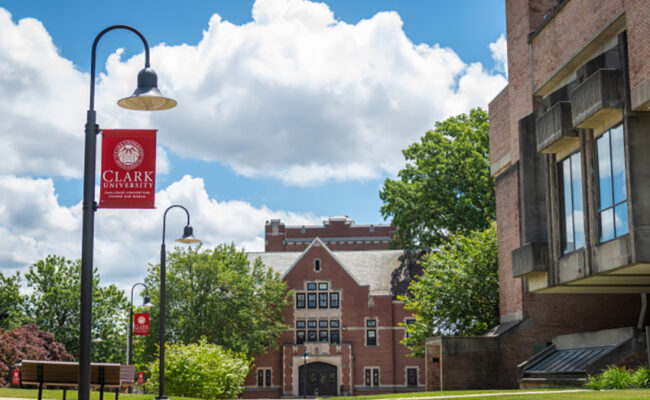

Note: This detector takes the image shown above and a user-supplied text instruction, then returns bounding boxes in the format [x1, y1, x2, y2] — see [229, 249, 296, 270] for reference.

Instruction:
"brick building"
[242, 217, 425, 398]
[426, 0, 650, 390]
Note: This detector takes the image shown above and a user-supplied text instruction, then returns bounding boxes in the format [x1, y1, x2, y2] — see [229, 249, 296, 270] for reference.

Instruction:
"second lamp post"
[157, 205, 200, 400]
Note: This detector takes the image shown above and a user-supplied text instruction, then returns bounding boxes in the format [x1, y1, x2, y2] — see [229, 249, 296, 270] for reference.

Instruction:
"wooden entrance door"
[299, 362, 337, 397]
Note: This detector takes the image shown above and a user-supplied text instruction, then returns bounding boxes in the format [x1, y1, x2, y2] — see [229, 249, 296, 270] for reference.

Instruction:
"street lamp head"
[175, 225, 201, 244]
[117, 67, 177, 111]
[142, 295, 154, 309]
[92, 333, 104, 343]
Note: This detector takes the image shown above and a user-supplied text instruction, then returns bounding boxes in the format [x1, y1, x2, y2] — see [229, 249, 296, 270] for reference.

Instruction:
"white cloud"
[0, 0, 507, 186]
[0, 174, 320, 290]
[489, 33, 508, 77]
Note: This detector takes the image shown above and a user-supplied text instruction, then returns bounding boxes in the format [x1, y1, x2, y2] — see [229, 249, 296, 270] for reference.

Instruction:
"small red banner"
[12, 369, 19, 386]
[134, 312, 150, 336]
[100, 129, 157, 209]
[138, 371, 144, 385]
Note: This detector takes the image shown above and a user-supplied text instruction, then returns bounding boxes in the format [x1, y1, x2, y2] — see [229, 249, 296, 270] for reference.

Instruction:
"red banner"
[12, 369, 19, 386]
[138, 371, 144, 385]
[100, 129, 157, 209]
[134, 312, 150, 336]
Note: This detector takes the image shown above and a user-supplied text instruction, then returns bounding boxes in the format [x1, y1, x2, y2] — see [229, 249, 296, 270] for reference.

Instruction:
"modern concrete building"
[242, 217, 425, 398]
[426, 0, 650, 390]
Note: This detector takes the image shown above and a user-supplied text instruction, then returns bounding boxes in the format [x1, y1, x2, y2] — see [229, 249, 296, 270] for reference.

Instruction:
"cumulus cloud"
[489, 33, 508, 77]
[0, 0, 507, 186]
[0, 175, 320, 290]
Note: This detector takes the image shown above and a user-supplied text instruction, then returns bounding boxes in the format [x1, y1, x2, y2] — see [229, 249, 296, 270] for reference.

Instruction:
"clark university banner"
[100, 129, 157, 209]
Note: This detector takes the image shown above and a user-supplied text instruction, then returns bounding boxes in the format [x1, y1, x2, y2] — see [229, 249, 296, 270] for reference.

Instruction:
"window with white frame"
[257, 368, 271, 387]
[595, 124, 628, 242]
[366, 319, 377, 346]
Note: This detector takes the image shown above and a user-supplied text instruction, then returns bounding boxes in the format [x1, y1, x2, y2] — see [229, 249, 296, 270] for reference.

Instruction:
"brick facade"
[243, 219, 423, 398]
[427, 0, 650, 390]
[265, 216, 395, 252]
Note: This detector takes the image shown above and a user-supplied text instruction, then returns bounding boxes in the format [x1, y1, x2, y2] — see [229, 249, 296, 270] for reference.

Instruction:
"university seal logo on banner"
[114, 140, 145, 170]
[100, 129, 157, 209]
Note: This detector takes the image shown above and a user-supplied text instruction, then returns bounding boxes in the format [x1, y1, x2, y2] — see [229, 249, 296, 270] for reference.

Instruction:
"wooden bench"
[21, 360, 132, 400]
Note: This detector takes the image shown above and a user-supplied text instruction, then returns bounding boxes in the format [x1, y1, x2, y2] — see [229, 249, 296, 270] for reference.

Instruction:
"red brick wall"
[625, 0, 650, 90]
[265, 219, 395, 252]
[530, 0, 624, 90]
[244, 243, 424, 398]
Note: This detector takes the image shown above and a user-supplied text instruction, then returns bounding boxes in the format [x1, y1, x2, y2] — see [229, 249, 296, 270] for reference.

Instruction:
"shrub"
[632, 365, 650, 388]
[586, 365, 633, 390]
[0, 324, 73, 387]
[146, 337, 250, 399]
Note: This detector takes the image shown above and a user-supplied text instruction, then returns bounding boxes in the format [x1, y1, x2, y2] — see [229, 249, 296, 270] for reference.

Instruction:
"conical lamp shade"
[118, 67, 177, 111]
[176, 225, 201, 244]
[142, 295, 154, 309]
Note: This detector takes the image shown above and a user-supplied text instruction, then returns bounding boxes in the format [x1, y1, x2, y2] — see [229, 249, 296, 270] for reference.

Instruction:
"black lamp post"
[128, 283, 153, 366]
[157, 205, 200, 400]
[80, 25, 176, 400]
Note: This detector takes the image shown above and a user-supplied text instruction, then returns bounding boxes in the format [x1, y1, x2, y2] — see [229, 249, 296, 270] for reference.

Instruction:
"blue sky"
[0, 0, 507, 289]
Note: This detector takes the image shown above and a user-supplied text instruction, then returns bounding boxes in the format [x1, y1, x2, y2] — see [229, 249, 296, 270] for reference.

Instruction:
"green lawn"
[331, 388, 650, 399]
[0, 388, 201, 400]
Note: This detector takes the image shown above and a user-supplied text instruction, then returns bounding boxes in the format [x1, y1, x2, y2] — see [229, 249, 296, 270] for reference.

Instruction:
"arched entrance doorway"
[299, 362, 337, 397]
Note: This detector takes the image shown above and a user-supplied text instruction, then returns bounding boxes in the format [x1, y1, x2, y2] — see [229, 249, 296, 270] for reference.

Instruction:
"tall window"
[330, 292, 339, 308]
[296, 293, 305, 309]
[596, 125, 628, 242]
[366, 319, 377, 346]
[307, 293, 317, 309]
[407, 368, 418, 386]
[364, 368, 379, 386]
[560, 152, 585, 254]
[319, 293, 328, 308]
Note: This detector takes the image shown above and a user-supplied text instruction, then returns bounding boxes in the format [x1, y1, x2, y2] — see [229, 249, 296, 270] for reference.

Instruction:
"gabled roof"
[248, 238, 411, 296]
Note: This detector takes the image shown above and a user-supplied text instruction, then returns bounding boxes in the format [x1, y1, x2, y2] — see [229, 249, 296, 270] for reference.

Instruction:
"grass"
[330, 388, 650, 399]
[4, 388, 650, 400]
[0, 388, 201, 400]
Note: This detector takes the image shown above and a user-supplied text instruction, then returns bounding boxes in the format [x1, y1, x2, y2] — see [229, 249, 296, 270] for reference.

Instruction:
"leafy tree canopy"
[137, 244, 291, 368]
[24, 255, 128, 363]
[146, 338, 249, 399]
[380, 108, 495, 248]
[0, 272, 26, 330]
[400, 223, 499, 356]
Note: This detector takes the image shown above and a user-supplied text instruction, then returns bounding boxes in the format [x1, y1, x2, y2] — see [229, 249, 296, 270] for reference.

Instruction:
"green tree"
[24, 255, 128, 362]
[400, 223, 499, 356]
[0, 272, 26, 330]
[380, 108, 495, 248]
[137, 244, 291, 367]
[146, 338, 249, 399]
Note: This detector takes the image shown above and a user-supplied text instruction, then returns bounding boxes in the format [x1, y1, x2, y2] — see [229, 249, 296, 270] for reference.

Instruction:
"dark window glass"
[296, 293, 305, 309]
[296, 330, 305, 344]
[373, 369, 379, 386]
[307, 293, 317, 308]
[308, 320, 317, 328]
[296, 320, 306, 328]
[266, 370, 271, 387]
[365, 369, 371, 386]
[367, 329, 377, 346]
[366, 319, 377, 328]
[330, 292, 339, 308]
[257, 370, 264, 387]
[319, 293, 328, 308]
[407, 368, 417, 386]
[330, 320, 339, 328]
[318, 282, 328, 290]
[319, 320, 328, 328]
[406, 318, 415, 338]
[596, 125, 628, 242]
[308, 330, 317, 342]
[314, 259, 321, 271]
[319, 330, 329, 342]
[330, 329, 340, 344]
[560, 152, 585, 253]
[307, 283, 317, 291]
